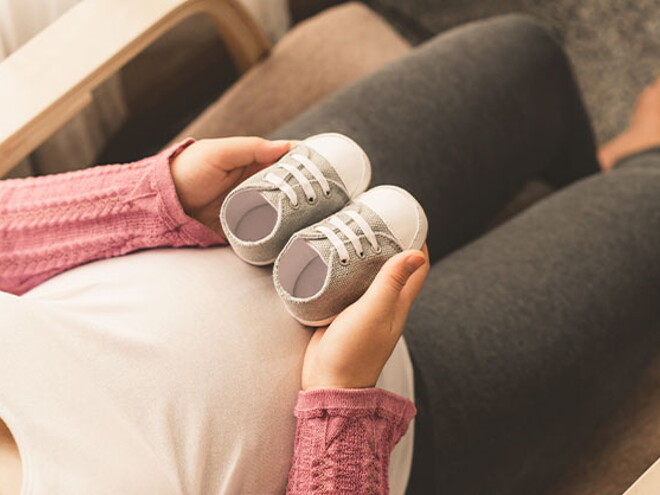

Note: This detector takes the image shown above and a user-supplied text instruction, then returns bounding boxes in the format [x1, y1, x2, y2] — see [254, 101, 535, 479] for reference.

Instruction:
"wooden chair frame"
[623, 458, 660, 495]
[0, 0, 271, 177]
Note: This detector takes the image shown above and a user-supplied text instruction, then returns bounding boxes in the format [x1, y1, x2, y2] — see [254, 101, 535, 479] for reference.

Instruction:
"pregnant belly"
[13, 246, 412, 493]
[20, 246, 313, 493]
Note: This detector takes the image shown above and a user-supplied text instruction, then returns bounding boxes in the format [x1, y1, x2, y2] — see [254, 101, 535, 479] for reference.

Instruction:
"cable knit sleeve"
[0, 139, 224, 295]
[287, 388, 416, 494]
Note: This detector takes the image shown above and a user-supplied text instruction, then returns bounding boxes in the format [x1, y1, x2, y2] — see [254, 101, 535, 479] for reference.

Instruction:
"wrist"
[168, 138, 198, 216]
[302, 370, 380, 392]
[303, 384, 376, 392]
[152, 139, 222, 246]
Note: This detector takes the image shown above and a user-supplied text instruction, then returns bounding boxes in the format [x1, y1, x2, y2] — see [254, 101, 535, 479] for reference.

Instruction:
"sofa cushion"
[550, 352, 660, 495]
[173, 2, 410, 141]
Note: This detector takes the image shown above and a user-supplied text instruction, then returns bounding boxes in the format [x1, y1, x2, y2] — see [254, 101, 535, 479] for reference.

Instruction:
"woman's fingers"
[254, 139, 292, 164]
[199, 137, 292, 170]
[302, 247, 429, 391]
[363, 249, 427, 309]
[399, 244, 430, 306]
[358, 247, 429, 344]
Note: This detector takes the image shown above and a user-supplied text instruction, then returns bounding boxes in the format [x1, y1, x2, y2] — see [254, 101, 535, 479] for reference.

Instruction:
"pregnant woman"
[1, 14, 659, 495]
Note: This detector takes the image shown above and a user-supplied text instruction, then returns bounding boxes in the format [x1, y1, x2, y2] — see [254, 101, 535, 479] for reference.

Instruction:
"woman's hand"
[302, 246, 430, 391]
[170, 137, 292, 237]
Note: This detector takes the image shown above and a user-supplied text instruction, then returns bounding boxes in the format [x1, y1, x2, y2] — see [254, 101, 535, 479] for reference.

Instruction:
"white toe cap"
[354, 185, 428, 250]
[304, 133, 371, 198]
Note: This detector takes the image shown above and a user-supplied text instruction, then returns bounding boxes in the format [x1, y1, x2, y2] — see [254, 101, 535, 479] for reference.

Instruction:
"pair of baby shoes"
[220, 133, 428, 326]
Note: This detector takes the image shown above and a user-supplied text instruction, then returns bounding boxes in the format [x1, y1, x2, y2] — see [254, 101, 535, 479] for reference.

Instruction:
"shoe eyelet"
[306, 195, 318, 205]
[373, 245, 382, 254]
[323, 189, 332, 198]
[291, 200, 300, 210]
[339, 258, 349, 266]
[357, 251, 366, 259]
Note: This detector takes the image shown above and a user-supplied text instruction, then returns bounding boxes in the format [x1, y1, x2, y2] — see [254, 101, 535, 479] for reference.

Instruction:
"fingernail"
[406, 254, 425, 272]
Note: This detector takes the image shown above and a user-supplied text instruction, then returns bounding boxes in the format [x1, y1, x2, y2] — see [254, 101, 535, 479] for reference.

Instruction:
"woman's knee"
[422, 13, 568, 76]
[485, 13, 560, 50]
[494, 14, 567, 66]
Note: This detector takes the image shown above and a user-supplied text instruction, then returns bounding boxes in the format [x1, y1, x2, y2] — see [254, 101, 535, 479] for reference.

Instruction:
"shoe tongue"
[258, 189, 280, 209]
[303, 235, 336, 262]
[304, 239, 327, 261]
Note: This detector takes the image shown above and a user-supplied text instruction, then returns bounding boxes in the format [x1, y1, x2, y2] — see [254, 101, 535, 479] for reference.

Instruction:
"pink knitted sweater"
[0, 141, 416, 493]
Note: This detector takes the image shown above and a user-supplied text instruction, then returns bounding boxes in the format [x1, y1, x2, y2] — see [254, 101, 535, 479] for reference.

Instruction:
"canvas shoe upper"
[220, 133, 371, 265]
[273, 185, 428, 326]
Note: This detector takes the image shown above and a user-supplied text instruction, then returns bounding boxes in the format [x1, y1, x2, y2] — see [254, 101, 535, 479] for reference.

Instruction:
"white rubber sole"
[387, 185, 428, 251]
[287, 308, 337, 328]
[231, 249, 276, 267]
[307, 132, 372, 199]
[352, 145, 372, 199]
[357, 184, 428, 251]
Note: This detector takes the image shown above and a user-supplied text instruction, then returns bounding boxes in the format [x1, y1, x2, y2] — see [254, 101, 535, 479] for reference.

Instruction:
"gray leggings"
[271, 14, 660, 495]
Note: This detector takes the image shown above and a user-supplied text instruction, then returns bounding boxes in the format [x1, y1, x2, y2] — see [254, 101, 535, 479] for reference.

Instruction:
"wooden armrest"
[623, 457, 660, 495]
[0, 0, 271, 177]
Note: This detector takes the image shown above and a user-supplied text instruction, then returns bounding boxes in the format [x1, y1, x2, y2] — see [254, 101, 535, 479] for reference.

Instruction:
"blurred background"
[2, 0, 658, 177]
[1, 1, 658, 494]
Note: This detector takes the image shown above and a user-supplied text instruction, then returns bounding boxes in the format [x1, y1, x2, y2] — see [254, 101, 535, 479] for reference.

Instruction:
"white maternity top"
[0, 246, 415, 494]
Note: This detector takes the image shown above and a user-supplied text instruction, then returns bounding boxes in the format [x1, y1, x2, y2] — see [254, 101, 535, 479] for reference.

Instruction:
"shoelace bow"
[316, 210, 381, 264]
[264, 153, 331, 206]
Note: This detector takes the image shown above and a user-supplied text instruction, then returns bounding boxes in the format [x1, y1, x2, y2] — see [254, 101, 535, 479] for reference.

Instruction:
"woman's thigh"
[406, 150, 660, 494]
[270, 14, 599, 262]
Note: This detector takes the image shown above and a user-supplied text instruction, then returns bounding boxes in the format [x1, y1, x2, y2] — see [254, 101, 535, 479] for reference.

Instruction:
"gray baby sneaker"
[220, 133, 371, 265]
[273, 185, 428, 326]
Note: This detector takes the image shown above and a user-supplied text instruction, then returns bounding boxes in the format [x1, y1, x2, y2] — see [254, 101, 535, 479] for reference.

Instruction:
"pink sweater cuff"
[287, 388, 416, 494]
[0, 139, 225, 294]
[295, 387, 417, 422]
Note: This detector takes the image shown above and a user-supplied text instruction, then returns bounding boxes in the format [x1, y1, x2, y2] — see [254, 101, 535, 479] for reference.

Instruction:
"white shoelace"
[265, 154, 331, 207]
[315, 210, 380, 264]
